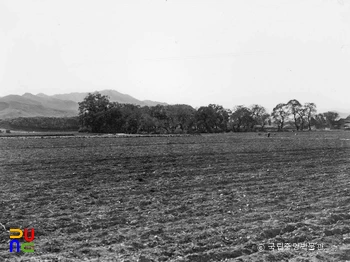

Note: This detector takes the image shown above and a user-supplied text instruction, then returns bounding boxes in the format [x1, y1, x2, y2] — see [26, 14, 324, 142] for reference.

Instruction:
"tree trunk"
[293, 114, 299, 131]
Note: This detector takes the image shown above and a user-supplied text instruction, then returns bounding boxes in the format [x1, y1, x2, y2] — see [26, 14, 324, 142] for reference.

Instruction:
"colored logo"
[9, 228, 35, 253]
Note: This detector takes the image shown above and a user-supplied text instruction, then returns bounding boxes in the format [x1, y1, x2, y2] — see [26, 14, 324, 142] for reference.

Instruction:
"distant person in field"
[267, 133, 270, 137]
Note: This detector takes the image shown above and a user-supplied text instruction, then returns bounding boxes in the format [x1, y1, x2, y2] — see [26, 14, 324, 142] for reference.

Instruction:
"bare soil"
[1, 131, 350, 261]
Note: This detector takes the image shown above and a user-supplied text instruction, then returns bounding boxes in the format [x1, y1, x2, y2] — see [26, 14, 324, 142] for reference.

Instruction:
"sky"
[0, 0, 350, 113]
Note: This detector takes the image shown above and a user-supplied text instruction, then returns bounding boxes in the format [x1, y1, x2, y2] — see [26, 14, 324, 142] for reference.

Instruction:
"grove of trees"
[78, 92, 342, 134]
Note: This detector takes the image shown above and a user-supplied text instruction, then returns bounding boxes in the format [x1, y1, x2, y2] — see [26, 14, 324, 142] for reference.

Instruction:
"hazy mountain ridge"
[51, 89, 167, 106]
[0, 89, 348, 120]
[0, 94, 78, 119]
[0, 90, 167, 119]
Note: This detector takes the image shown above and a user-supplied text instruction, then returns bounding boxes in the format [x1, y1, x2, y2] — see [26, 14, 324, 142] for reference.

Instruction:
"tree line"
[78, 93, 341, 134]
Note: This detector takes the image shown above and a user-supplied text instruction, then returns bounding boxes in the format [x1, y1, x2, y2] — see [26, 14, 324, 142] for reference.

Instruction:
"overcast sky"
[0, 0, 350, 112]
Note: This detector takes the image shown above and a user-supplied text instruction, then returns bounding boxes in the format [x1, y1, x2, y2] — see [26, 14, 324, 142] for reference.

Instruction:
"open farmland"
[1, 132, 350, 261]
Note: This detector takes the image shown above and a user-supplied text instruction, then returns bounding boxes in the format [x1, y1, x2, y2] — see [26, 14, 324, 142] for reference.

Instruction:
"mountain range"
[0, 90, 166, 119]
[0, 90, 349, 120]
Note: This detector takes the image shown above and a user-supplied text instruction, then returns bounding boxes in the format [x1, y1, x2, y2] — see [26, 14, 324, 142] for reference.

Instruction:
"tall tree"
[78, 93, 113, 132]
[296, 106, 308, 131]
[150, 105, 170, 133]
[323, 111, 339, 128]
[166, 104, 196, 133]
[250, 104, 270, 131]
[311, 113, 327, 129]
[208, 104, 230, 132]
[195, 106, 217, 133]
[230, 106, 253, 132]
[287, 99, 302, 131]
[271, 103, 289, 131]
[304, 102, 317, 130]
[139, 112, 156, 133]
[119, 104, 142, 134]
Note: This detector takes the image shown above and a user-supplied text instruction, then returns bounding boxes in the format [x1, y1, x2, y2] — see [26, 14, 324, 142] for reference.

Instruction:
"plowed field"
[1, 131, 350, 261]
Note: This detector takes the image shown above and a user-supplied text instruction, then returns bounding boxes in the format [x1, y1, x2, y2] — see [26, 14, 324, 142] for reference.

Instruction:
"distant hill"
[0, 94, 78, 119]
[0, 90, 167, 119]
[51, 89, 166, 107]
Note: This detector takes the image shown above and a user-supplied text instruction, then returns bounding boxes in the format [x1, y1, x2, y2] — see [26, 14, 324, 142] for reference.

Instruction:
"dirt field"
[1, 131, 350, 262]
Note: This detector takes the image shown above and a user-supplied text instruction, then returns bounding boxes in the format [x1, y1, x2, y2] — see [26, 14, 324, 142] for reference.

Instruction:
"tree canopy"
[77, 93, 343, 133]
